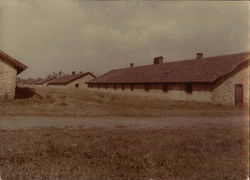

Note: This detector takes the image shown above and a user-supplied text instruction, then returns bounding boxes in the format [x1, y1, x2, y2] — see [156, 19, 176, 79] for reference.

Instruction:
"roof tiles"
[88, 52, 249, 84]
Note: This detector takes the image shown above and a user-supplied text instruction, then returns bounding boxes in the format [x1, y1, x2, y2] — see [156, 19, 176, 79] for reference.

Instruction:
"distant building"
[21, 78, 36, 86]
[33, 77, 56, 86]
[47, 72, 96, 88]
[87, 52, 249, 106]
[0, 50, 27, 100]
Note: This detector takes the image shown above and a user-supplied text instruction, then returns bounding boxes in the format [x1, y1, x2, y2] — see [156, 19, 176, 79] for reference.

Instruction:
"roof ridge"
[0, 50, 28, 74]
[195, 52, 249, 61]
[47, 72, 94, 85]
[88, 52, 249, 84]
[112, 51, 250, 71]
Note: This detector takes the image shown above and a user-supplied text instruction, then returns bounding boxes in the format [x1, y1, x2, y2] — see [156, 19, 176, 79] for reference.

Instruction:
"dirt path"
[0, 115, 248, 130]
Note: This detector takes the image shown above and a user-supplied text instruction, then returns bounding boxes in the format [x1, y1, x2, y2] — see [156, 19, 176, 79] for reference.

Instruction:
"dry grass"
[0, 125, 248, 180]
[0, 87, 247, 117]
[0, 88, 248, 179]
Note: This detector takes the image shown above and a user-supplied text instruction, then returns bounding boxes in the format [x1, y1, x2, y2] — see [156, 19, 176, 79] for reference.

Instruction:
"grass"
[0, 87, 248, 179]
[0, 125, 248, 180]
[0, 87, 247, 117]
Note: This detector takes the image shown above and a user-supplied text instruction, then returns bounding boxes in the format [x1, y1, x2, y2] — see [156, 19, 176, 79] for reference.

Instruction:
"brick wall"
[88, 67, 249, 106]
[89, 83, 212, 103]
[212, 67, 249, 106]
[0, 60, 17, 100]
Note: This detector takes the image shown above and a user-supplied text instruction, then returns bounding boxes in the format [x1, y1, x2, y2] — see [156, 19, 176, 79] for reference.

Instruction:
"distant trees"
[49, 71, 65, 79]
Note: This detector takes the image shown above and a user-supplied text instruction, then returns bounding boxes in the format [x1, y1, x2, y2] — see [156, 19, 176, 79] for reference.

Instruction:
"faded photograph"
[0, 0, 249, 180]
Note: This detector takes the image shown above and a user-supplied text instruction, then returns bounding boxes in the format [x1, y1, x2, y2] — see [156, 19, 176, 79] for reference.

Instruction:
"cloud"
[0, 0, 249, 78]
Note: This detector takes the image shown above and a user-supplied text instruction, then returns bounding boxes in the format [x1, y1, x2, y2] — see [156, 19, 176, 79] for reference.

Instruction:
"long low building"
[0, 50, 27, 100]
[47, 72, 96, 88]
[33, 77, 56, 86]
[87, 52, 249, 106]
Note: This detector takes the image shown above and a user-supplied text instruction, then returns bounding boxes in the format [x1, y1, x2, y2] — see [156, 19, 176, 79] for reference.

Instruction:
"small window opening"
[75, 83, 79, 88]
[131, 84, 134, 91]
[145, 84, 150, 92]
[121, 84, 125, 91]
[114, 84, 117, 90]
[163, 84, 168, 92]
[185, 84, 193, 94]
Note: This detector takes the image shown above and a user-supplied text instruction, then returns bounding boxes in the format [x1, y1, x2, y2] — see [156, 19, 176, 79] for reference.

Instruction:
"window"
[185, 84, 193, 94]
[97, 84, 100, 89]
[114, 84, 117, 90]
[145, 84, 150, 92]
[75, 83, 79, 88]
[105, 84, 108, 89]
[121, 84, 125, 91]
[163, 84, 168, 92]
[235, 84, 243, 106]
[131, 84, 134, 91]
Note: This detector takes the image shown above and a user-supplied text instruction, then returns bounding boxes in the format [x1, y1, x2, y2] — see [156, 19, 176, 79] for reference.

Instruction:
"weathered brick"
[0, 60, 17, 100]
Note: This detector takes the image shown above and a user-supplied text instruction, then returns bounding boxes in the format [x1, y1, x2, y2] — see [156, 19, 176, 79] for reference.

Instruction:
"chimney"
[72, 71, 75, 75]
[59, 71, 62, 77]
[130, 63, 134, 68]
[154, 56, 164, 65]
[196, 53, 203, 60]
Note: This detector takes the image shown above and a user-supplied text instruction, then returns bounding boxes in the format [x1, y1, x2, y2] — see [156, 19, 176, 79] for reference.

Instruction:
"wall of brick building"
[0, 60, 17, 100]
[88, 67, 249, 106]
[212, 67, 249, 106]
[89, 83, 212, 103]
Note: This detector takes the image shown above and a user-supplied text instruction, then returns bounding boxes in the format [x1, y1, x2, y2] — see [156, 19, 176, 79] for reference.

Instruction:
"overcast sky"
[0, 0, 249, 78]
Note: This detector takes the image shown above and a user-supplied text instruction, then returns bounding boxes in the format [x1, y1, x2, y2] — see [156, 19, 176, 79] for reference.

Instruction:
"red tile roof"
[0, 50, 27, 74]
[88, 52, 249, 84]
[48, 72, 96, 85]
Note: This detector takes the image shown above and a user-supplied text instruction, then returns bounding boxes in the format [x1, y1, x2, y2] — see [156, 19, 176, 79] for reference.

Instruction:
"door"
[235, 84, 243, 106]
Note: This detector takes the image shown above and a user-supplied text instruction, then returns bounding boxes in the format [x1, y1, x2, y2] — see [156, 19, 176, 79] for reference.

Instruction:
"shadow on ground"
[15, 86, 41, 99]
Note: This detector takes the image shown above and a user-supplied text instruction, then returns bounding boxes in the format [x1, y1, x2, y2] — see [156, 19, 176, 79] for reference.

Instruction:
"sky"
[0, 0, 249, 78]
